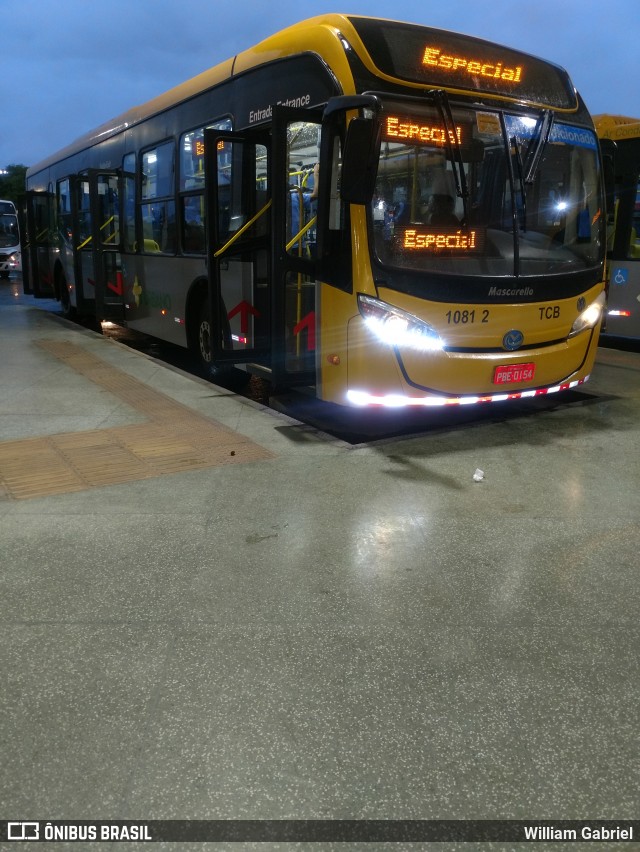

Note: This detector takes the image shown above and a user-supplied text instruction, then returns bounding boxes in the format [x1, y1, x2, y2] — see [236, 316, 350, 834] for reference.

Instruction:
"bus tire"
[195, 295, 213, 368]
[194, 295, 250, 390]
[57, 270, 76, 320]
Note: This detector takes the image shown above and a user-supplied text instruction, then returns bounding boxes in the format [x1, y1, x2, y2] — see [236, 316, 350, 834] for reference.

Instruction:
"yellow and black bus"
[595, 114, 640, 340]
[24, 14, 607, 408]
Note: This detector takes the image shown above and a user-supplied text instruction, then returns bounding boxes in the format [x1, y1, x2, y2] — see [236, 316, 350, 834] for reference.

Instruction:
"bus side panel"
[605, 263, 640, 338]
[123, 255, 204, 347]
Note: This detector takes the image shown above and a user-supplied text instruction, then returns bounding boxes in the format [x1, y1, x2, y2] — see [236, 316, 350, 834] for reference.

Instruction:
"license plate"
[493, 362, 536, 385]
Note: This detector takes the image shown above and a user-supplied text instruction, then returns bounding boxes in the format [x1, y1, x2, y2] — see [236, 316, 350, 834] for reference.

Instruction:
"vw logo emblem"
[503, 329, 524, 351]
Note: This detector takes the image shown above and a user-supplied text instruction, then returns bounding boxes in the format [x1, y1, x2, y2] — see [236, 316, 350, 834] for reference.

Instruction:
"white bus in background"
[0, 199, 21, 278]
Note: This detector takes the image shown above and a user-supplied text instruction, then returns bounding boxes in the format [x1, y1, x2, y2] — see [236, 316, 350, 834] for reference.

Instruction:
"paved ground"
[1, 276, 639, 851]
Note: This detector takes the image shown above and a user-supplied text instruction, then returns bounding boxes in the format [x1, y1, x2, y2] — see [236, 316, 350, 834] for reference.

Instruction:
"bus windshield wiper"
[511, 135, 527, 232]
[524, 109, 553, 184]
[432, 90, 469, 223]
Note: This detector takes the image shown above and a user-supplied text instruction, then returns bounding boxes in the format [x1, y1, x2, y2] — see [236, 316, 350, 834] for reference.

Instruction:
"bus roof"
[594, 114, 640, 141]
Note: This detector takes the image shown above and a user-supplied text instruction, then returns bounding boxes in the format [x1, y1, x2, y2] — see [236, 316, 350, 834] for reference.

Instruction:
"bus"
[594, 114, 640, 339]
[0, 199, 21, 279]
[24, 14, 607, 409]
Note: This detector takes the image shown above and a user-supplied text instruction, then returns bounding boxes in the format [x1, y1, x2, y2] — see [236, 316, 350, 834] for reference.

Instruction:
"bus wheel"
[195, 296, 250, 390]
[58, 272, 76, 320]
[196, 298, 213, 367]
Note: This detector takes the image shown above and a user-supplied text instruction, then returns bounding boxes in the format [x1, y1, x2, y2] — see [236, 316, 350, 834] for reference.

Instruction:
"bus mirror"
[340, 117, 380, 205]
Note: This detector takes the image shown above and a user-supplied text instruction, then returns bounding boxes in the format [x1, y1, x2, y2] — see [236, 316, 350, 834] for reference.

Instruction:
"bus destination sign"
[422, 46, 523, 84]
[401, 227, 485, 253]
[383, 115, 464, 146]
[349, 17, 578, 109]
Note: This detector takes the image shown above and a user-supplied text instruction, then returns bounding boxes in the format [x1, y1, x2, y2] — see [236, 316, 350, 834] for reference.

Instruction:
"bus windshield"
[371, 102, 602, 282]
[0, 211, 19, 248]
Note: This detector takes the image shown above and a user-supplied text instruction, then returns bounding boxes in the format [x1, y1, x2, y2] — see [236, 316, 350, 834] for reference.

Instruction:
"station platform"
[1, 276, 639, 849]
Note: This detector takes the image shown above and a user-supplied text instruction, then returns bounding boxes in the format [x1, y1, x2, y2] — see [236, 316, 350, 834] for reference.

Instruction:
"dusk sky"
[3, 0, 638, 169]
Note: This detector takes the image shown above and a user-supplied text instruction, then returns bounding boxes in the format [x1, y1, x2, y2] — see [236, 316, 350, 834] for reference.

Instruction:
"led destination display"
[401, 227, 485, 253]
[349, 17, 578, 109]
[383, 115, 464, 146]
[422, 46, 523, 83]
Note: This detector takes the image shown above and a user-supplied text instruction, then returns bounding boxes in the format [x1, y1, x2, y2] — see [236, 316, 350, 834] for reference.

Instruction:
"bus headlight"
[568, 291, 606, 338]
[357, 294, 444, 352]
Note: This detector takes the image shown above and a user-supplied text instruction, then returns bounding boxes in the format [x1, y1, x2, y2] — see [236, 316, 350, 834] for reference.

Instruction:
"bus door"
[271, 106, 323, 388]
[73, 170, 125, 321]
[23, 189, 55, 297]
[205, 107, 323, 388]
[205, 127, 272, 371]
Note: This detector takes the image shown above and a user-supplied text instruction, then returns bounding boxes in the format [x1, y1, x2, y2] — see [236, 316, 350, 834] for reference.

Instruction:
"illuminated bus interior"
[372, 104, 602, 282]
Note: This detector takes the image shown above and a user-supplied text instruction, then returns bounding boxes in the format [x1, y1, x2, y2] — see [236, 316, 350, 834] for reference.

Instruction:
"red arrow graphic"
[107, 272, 124, 296]
[228, 300, 260, 334]
[293, 310, 316, 351]
[107, 271, 124, 295]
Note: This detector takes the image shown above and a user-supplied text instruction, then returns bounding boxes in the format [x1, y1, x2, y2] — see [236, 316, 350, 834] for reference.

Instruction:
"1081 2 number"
[445, 309, 490, 325]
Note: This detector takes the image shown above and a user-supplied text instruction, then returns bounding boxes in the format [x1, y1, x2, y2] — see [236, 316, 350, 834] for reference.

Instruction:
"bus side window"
[284, 121, 320, 256]
[76, 177, 92, 245]
[179, 119, 232, 255]
[141, 142, 176, 254]
[179, 127, 206, 255]
[182, 194, 205, 253]
[57, 178, 72, 245]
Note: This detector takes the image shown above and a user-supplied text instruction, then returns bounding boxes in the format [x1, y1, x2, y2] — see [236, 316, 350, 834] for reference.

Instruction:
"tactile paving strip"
[0, 340, 275, 500]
